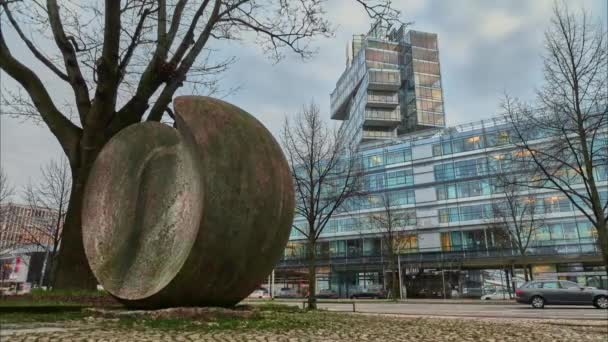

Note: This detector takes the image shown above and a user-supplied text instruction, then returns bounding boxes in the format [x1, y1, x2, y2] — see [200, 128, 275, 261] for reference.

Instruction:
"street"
[273, 301, 608, 321]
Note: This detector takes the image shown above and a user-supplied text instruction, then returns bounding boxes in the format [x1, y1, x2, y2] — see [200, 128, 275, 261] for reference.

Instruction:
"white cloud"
[479, 11, 524, 39]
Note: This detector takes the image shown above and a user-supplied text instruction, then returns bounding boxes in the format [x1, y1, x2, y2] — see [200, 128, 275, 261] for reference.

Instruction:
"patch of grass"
[0, 289, 120, 308]
[0, 301, 347, 334]
[29, 288, 109, 299]
[0, 309, 86, 324]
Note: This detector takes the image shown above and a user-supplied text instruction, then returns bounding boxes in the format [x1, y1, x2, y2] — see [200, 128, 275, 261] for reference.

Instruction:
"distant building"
[0, 203, 62, 251]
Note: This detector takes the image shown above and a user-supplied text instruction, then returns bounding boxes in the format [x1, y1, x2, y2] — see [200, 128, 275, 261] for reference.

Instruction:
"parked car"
[350, 289, 386, 299]
[275, 287, 300, 298]
[316, 289, 339, 299]
[515, 280, 608, 309]
[248, 288, 270, 299]
[481, 289, 511, 300]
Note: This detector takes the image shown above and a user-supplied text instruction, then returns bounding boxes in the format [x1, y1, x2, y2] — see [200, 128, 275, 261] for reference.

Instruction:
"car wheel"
[593, 295, 608, 309]
[531, 296, 545, 309]
[484, 297, 491, 300]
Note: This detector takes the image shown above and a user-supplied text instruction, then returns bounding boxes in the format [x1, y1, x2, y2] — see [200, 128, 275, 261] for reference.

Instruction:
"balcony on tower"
[367, 69, 401, 91]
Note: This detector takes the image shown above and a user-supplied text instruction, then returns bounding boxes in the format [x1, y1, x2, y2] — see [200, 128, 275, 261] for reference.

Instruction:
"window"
[563, 223, 579, 240]
[542, 281, 560, 289]
[525, 282, 542, 289]
[386, 149, 412, 165]
[432, 144, 442, 156]
[463, 135, 483, 151]
[559, 281, 580, 289]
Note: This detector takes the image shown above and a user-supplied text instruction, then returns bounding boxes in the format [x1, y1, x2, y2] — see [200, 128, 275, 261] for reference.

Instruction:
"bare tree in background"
[490, 173, 545, 281]
[23, 157, 71, 287]
[368, 192, 415, 300]
[0, 167, 13, 205]
[503, 3, 608, 276]
[0, 0, 402, 289]
[0, 167, 15, 257]
[282, 102, 363, 309]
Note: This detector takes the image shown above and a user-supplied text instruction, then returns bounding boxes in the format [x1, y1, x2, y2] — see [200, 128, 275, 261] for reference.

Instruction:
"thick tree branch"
[47, 0, 91, 122]
[1, 3, 69, 82]
[0, 29, 81, 160]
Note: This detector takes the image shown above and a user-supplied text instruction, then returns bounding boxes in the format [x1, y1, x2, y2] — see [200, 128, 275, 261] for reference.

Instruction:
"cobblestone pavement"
[3, 314, 607, 341]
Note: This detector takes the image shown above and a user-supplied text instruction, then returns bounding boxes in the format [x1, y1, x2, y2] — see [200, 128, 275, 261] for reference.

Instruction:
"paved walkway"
[2, 315, 607, 341]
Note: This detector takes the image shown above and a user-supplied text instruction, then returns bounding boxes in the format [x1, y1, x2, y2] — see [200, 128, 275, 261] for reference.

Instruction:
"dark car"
[316, 289, 339, 299]
[515, 280, 608, 309]
[349, 289, 386, 299]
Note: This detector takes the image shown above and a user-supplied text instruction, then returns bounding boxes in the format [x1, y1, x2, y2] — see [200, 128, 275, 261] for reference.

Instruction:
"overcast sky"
[1, 0, 607, 202]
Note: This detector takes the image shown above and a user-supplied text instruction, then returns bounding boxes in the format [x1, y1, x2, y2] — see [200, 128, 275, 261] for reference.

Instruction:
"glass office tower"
[330, 24, 445, 146]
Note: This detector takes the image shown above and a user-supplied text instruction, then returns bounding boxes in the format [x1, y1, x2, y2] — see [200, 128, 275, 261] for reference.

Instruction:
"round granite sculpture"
[82, 97, 294, 308]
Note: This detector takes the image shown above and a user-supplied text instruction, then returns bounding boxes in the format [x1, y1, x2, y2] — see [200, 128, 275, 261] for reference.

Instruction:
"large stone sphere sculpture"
[82, 97, 294, 308]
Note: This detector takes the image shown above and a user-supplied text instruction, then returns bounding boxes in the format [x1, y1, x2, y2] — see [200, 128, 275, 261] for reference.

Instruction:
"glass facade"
[330, 25, 446, 146]
[278, 25, 607, 297]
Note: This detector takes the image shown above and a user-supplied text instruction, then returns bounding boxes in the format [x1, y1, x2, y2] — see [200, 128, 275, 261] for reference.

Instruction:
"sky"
[1, 0, 607, 202]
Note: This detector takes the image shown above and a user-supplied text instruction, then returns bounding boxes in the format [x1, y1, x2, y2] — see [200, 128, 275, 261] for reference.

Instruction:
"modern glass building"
[274, 24, 607, 298]
[330, 24, 445, 146]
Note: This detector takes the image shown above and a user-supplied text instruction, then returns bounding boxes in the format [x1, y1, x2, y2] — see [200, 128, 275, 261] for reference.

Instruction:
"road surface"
[273, 301, 608, 321]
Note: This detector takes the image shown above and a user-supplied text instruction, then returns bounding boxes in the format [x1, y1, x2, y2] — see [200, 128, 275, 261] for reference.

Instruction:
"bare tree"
[0, 167, 13, 205]
[490, 173, 545, 281]
[0, 167, 16, 256]
[0, 0, 402, 289]
[368, 192, 415, 300]
[22, 157, 71, 287]
[282, 102, 363, 309]
[503, 3, 608, 276]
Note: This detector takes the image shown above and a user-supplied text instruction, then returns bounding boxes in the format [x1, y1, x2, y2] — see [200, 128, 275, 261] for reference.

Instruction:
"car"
[316, 289, 339, 299]
[515, 280, 608, 309]
[275, 287, 300, 298]
[248, 288, 270, 299]
[349, 289, 386, 299]
[481, 289, 511, 300]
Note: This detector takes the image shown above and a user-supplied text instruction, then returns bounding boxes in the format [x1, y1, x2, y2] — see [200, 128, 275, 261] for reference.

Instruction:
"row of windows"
[440, 222, 597, 252]
[361, 148, 412, 169]
[436, 179, 494, 200]
[367, 90, 399, 104]
[414, 73, 441, 88]
[415, 87, 442, 101]
[417, 110, 445, 126]
[343, 189, 416, 211]
[284, 234, 418, 259]
[365, 48, 399, 66]
[291, 210, 417, 238]
[365, 107, 400, 121]
[411, 47, 439, 63]
[434, 157, 488, 181]
[364, 169, 414, 191]
[416, 99, 443, 113]
[368, 70, 400, 85]
[409, 32, 438, 50]
[437, 191, 608, 223]
[413, 61, 440, 76]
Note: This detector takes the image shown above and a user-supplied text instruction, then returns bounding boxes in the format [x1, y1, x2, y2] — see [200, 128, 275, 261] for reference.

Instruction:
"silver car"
[515, 280, 608, 309]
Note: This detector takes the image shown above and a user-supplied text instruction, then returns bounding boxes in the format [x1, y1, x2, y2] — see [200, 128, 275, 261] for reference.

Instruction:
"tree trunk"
[527, 264, 534, 281]
[307, 240, 317, 310]
[53, 166, 98, 290]
[389, 256, 399, 301]
[594, 221, 608, 279]
[504, 268, 512, 298]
